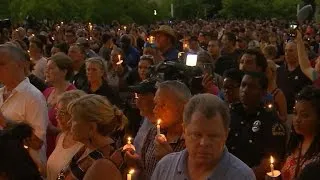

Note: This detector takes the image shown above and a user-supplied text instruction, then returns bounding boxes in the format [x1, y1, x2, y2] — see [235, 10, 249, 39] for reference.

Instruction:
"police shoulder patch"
[272, 123, 286, 136]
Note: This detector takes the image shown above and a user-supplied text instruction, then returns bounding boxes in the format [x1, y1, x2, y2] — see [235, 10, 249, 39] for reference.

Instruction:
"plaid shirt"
[140, 126, 185, 180]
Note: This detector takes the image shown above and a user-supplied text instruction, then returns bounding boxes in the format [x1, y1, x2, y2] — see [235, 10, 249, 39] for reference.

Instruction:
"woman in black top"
[83, 57, 121, 107]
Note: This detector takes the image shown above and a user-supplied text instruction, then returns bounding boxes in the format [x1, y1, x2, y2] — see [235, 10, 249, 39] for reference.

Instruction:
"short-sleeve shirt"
[151, 148, 256, 180]
[140, 126, 185, 180]
[277, 65, 312, 113]
[227, 103, 286, 168]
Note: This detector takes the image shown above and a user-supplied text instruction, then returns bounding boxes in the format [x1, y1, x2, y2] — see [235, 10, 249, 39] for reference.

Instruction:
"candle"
[270, 156, 275, 176]
[127, 137, 132, 145]
[266, 156, 281, 178]
[117, 55, 123, 65]
[184, 43, 188, 49]
[157, 119, 161, 135]
[127, 169, 134, 180]
[89, 22, 93, 32]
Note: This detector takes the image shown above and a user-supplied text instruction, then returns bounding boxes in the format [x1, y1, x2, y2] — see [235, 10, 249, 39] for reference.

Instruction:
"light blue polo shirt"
[151, 148, 256, 180]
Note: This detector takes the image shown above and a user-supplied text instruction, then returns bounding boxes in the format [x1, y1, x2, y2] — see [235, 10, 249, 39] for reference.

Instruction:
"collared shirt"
[151, 148, 256, 180]
[134, 118, 154, 155]
[141, 126, 185, 180]
[227, 103, 286, 168]
[0, 78, 49, 168]
[277, 65, 312, 113]
[0, 78, 48, 140]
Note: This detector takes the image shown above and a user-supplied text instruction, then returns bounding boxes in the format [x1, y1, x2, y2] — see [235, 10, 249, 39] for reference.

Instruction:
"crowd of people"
[0, 18, 320, 180]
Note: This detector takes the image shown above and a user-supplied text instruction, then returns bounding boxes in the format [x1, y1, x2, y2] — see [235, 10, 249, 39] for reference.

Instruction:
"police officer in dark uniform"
[227, 71, 286, 179]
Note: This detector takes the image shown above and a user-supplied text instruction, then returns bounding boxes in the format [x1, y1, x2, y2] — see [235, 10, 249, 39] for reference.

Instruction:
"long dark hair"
[287, 86, 320, 160]
[0, 123, 41, 180]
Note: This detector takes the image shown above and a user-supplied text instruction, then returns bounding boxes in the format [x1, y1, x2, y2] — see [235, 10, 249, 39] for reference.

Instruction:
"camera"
[146, 60, 206, 94]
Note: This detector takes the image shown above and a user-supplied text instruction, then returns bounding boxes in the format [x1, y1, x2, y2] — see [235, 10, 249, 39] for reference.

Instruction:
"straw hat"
[151, 25, 176, 40]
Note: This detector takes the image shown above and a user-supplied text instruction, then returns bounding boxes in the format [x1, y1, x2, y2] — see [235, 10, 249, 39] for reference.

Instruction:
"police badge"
[252, 120, 262, 132]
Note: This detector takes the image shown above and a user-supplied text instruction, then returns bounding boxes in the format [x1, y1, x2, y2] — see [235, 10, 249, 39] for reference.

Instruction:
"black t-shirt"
[276, 65, 312, 113]
[83, 80, 121, 107]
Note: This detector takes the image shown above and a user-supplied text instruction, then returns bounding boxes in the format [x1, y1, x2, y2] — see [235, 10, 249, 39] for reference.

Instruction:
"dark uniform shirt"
[226, 103, 286, 168]
[277, 65, 312, 114]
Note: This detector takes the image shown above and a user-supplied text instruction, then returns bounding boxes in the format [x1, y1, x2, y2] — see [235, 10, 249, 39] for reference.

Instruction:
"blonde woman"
[58, 95, 127, 180]
[266, 60, 287, 122]
[46, 90, 86, 180]
[84, 57, 121, 106]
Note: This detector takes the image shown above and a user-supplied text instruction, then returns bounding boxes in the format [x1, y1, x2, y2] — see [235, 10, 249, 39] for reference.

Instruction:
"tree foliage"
[6, 0, 164, 24]
[219, 0, 301, 19]
[0, 0, 312, 23]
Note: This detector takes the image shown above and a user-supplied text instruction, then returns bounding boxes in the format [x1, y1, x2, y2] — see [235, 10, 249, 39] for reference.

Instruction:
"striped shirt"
[140, 126, 185, 180]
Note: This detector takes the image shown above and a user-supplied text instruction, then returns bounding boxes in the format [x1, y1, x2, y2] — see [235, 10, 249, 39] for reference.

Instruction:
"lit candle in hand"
[127, 169, 134, 180]
[157, 119, 161, 135]
[127, 137, 132, 145]
[123, 136, 136, 151]
[117, 55, 123, 65]
[270, 156, 275, 176]
[266, 156, 281, 178]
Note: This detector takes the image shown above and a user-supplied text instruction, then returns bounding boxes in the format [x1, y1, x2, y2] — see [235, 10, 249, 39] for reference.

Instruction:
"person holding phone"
[296, 30, 320, 88]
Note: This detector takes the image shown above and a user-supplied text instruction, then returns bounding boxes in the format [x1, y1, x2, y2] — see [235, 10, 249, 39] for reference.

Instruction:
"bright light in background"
[186, 54, 198, 67]
[154, 10, 157, 16]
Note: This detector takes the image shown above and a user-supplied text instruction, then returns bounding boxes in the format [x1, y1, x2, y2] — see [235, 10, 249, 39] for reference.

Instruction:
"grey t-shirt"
[151, 148, 256, 180]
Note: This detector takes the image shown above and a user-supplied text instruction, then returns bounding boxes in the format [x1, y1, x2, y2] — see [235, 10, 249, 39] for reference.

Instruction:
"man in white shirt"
[0, 44, 48, 175]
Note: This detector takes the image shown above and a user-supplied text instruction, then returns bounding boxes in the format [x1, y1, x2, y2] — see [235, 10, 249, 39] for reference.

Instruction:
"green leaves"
[7, 0, 166, 24]
[220, 0, 301, 19]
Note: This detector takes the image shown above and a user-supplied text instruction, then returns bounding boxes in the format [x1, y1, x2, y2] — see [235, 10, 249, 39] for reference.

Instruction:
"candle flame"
[270, 156, 274, 164]
[129, 169, 135, 175]
[184, 43, 188, 48]
[124, 26, 127, 29]
[268, 104, 273, 109]
[24, 145, 29, 149]
[32, 34, 35, 37]
[61, 21, 64, 25]
[157, 119, 161, 125]
[127, 137, 132, 144]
